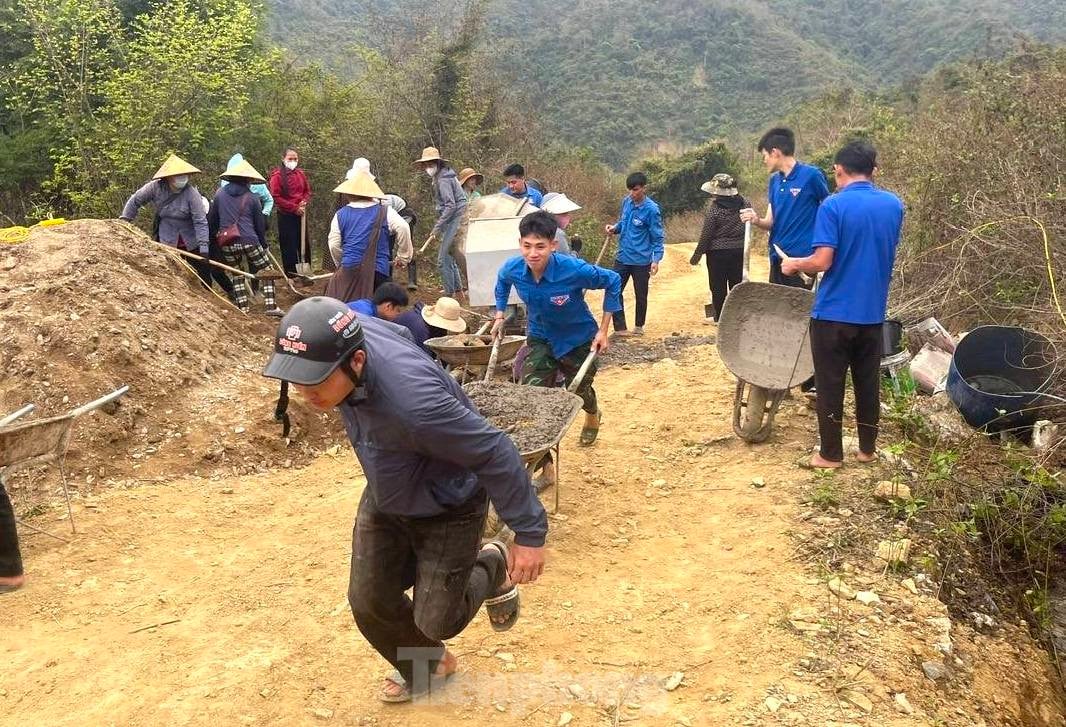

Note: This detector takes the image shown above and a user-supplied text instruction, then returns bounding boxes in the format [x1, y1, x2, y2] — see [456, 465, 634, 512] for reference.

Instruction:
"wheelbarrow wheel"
[738, 382, 769, 438]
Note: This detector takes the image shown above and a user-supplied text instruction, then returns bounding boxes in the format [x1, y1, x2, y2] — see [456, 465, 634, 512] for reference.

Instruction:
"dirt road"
[3, 246, 1062, 726]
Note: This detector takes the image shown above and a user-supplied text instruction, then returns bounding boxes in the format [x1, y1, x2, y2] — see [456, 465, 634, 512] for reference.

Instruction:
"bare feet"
[0, 574, 25, 592]
[381, 650, 457, 700]
[810, 452, 843, 469]
[856, 450, 877, 464]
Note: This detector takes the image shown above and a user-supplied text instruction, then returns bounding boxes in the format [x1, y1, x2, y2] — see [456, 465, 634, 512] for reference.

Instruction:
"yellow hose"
[0, 218, 68, 244]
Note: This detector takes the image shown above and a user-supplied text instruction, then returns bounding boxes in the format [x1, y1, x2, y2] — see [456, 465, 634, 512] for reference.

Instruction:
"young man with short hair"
[604, 172, 664, 336]
[500, 163, 544, 207]
[263, 298, 547, 703]
[740, 127, 830, 288]
[494, 211, 622, 445]
[349, 282, 434, 351]
[779, 141, 904, 469]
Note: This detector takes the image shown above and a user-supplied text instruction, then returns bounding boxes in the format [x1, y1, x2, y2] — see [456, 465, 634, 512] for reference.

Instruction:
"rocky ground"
[2, 241, 1063, 726]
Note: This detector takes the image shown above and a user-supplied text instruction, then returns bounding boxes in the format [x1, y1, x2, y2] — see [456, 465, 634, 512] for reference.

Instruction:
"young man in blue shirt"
[348, 282, 434, 353]
[604, 172, 665, 336]
[740, 127, 830, 288]
[500, 163, 545, 207]
[779, 141, 904, 469]
[495, 211, 622, 445]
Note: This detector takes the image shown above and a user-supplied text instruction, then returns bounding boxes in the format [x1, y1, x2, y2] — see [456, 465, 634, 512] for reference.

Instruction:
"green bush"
[634, 141, 740, 217]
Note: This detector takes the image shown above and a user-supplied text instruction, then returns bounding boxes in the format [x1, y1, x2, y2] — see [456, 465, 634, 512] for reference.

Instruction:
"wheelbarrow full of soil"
[426, 333, 526, 377]
[716, 226, 815, 443]
[463, 381, 584, 539]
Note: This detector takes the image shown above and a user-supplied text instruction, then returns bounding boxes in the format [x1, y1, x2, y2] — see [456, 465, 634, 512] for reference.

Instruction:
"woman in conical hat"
[208, 157, 284, 317]
[324, 171, 412, 304]
[119, 154, 233, 299]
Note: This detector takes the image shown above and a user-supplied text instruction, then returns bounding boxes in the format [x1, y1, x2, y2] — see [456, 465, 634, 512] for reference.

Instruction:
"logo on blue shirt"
[550, 294, 570, 306]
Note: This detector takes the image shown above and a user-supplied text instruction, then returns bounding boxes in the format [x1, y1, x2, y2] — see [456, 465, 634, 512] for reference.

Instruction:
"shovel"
[594, 233, 612, 267]
[295, 213, 312, 276]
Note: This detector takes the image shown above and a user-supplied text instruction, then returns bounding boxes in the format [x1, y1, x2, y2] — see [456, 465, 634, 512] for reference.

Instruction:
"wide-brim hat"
[457, 167, 483, 186]
[541, 192, 582, 215]
[701, 173, 738, 196]
[333, 171, 386, 199]
[153, 154, 201, 180]
[220, 158, 266, 183]
[421, 297, 467, 333]
[346, 157, 375, 181]
[414, 146, 446, 165]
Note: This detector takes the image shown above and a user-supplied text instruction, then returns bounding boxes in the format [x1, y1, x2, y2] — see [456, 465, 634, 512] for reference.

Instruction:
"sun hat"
[333, 171, 386, 199]
[457, 167, 484, 186]
[414, 146, 447, 165]
[220, 157, 266, 183]
[153, 154, 201, 180]
[346, 157, 375, 181]
[541, 192, 582, 215]
[421, 296, 468, 333]
[700, 173, 738, 196]
[262, 297, 366, 386]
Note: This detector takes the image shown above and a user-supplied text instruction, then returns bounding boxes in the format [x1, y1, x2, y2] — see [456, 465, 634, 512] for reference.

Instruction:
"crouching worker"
[494, 211, 622, 447]
[262, 297, 547, 703]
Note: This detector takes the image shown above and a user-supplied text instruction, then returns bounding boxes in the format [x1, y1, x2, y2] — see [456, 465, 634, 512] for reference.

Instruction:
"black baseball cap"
[262, 297, 366, 385]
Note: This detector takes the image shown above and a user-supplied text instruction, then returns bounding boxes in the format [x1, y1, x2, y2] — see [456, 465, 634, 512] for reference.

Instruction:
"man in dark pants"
[0, 474, 25, 593]
[779, 141, 904, 469]
[263, 298, 547, 702]
[605, 172, 664, 336]
[740, 127, 830, 289]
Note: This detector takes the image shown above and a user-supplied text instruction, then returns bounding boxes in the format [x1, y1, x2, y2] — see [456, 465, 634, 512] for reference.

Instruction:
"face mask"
[171, 175, 189, 189]
[284, 160, 298, 171]
[425, 166, 437, 177]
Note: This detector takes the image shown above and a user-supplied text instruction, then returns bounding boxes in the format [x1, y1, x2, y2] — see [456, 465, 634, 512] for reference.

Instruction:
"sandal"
[481, 542, 520, 632]
[378, 669, 454, 704]
[579, 411, 602, 446]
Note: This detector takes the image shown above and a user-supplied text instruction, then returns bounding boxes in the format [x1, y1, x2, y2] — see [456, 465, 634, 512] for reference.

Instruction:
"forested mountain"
[267, 0, 1065, 165]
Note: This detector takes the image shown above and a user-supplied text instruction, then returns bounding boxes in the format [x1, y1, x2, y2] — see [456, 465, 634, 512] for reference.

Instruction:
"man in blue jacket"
[495, 211, 622, 446]
[263, 298, 546, 702]
[779, 141, 904, 469]
[740, 127, 830, 288]
[605, 172, 664, 336]
[500, 163, 545, 207]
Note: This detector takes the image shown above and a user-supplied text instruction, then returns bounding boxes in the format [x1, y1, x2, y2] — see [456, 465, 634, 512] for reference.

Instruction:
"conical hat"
[153, 154, 201, 180]
[333, 171, 386, 199]
[220, 157, 266, 183]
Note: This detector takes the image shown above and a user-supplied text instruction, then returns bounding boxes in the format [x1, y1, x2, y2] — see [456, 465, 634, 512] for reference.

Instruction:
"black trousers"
[810, 319, 883, 462]
[347, 489, 504, 688]
[0, 475, 23, 578]
[190, 241, 236, 298]
[612, 262, 651, 330]
[277, 211, 302, 275]
[705, 248, 743, 321]
[770, 256, 813, 289]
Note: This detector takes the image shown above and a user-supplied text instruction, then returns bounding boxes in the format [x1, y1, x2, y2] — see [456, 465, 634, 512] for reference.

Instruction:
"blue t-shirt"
[337, 205, 391, 275]
[495, 253, 622, 358]
[768, 162, 830, 259]
[811, 181, 905, 325]
[612, 195, 665, 265]
[499, 184, 544, 207]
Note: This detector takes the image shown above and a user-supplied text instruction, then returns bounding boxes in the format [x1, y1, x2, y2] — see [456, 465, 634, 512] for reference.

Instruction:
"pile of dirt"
[0, 219, 339, 491]
[464, 381, 581, 453]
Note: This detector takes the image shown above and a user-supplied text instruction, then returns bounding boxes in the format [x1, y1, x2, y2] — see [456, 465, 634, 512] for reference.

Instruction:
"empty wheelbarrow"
[716, 224, 815, 442]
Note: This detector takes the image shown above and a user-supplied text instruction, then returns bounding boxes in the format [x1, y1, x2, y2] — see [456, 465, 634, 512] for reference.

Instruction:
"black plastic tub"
[946, 325, 1057, 433]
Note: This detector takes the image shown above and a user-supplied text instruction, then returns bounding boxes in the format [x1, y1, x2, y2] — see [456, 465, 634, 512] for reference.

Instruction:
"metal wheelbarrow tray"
[426, 334, 526, 369]
[463, 381, 584, 538]
[716, 281, 815, 442]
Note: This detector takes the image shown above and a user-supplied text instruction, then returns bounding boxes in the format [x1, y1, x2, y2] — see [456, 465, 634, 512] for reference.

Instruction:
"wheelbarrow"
[715, 225, 815, 442]
[425, 333, 526, 379]
[463, 381, 585, 540]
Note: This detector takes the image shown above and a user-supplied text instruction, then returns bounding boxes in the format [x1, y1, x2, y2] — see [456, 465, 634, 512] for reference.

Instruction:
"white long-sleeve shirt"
[328, 200, 413, 267]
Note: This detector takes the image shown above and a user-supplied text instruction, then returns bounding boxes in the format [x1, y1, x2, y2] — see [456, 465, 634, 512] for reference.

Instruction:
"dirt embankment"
[0, 219, 338, 491]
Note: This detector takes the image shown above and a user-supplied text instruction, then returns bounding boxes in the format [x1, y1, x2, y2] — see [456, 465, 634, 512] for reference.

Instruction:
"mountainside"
[267, 0, 1065, 164]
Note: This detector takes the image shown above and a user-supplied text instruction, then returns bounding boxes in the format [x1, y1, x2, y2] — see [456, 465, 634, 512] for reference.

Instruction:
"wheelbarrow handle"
[568, 350, 598, 393]
[483, 327, 505, 381]
[741, 222, 751, 283]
